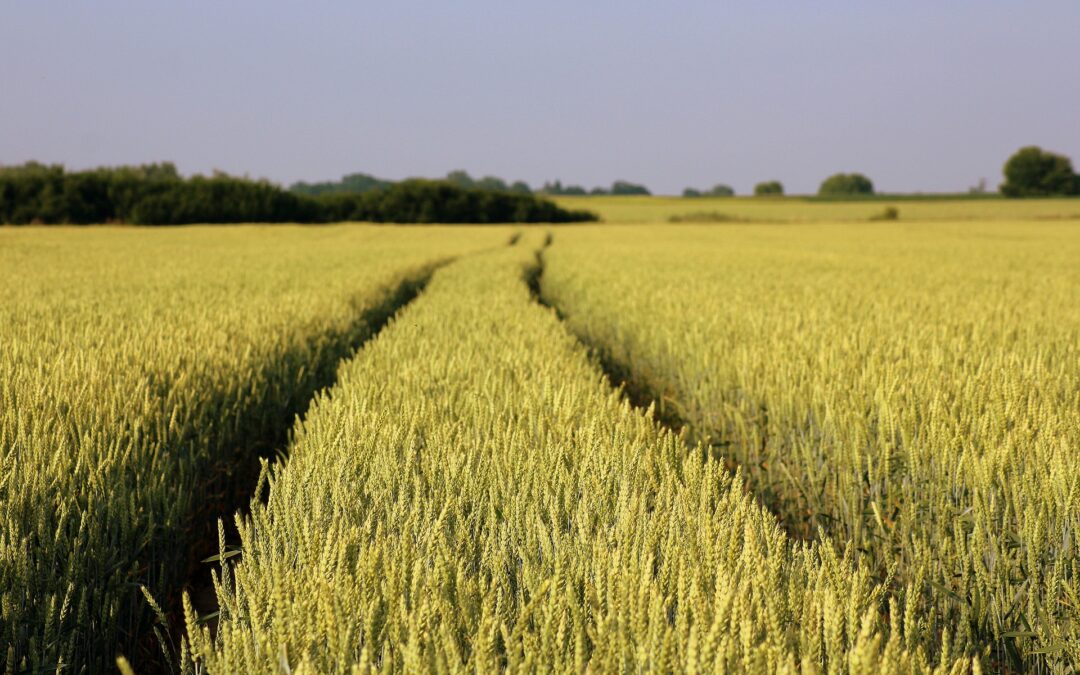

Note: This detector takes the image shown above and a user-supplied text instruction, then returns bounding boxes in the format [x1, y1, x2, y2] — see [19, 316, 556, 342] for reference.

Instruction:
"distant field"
[553, 194, 1080, 223]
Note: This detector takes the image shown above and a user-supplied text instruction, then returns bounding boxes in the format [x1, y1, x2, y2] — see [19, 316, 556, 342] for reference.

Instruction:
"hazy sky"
[2, 2, 1078, 195]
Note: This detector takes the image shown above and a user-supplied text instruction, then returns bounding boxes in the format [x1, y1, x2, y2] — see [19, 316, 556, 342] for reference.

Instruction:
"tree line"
[292, 171, 653, 197]
[0, 163, 597, 225]
[539, 179, 651, 196]
[682, 146, 1080, 198]
[4, 144, 1074, 225]
[316, 180, 596, 224]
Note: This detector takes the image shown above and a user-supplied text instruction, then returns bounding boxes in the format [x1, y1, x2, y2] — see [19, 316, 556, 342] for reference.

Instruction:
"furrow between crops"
[138, 261, 451, 672]
[177, 232, 965, 672]
[530, 264, 689, 434]
[535, 224, 1080, 671]
[527, 237, 795, 532]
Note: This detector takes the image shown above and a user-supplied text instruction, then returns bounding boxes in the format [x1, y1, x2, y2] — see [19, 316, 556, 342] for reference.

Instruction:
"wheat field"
[0, 225, 505, 673]
[179, 235, 964, 673]
[2, 217, 1078, 673]
[553, 195, 1080, 224]
[541, 221, 1080, 671]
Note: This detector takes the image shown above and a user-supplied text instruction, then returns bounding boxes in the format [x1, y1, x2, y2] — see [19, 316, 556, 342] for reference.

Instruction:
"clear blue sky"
[2, 1, 1078, 195]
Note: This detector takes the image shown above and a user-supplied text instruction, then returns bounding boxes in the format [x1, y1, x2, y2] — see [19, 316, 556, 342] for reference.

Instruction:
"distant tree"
[539, 180, 563, 195]
[130, 162, 180, 181]
[611, 180, 650, 195]
[818, 173, 874, 196]
[707, 184, 735, 197]
[1000, 146, 1080, 197]
[290, 172, 391, 196]
[339, 173, 392, 193]
[445, 170, 476, 189]
[539, 180, 590, 196]
[475, 176, 509, 192]
[338, 179, 597, 223]
[683, 184, 734, 197]
[293, 170, 535, 196]
[754, 180, 784, 196]
[590, 187, 609, 195]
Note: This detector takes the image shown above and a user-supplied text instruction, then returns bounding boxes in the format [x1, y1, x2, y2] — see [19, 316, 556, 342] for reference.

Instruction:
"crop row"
[0, 226, 504, 673]
[179, 235, 963, 673]
[540, 222, 1080, 671]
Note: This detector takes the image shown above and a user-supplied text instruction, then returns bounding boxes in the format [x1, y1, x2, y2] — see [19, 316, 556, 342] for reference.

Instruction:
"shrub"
[668, 211, 747, 223]
[869, 206, 899, 221]
[682, 188, 702, 198]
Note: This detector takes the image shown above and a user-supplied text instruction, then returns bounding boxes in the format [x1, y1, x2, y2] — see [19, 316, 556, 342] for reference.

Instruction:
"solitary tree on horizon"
[754, 180, 783, 196]
[1000, 146, 1080, 197]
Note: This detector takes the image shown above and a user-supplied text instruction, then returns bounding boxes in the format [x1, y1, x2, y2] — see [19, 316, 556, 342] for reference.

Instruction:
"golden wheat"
[0, 225, 505, 674]
[541, 221, 1080, 671]
[183, 234, 967, 673]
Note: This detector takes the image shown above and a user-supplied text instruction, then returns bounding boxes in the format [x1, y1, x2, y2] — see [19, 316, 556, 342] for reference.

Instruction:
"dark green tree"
[0, 163, 596, 225]
[343, 179, 596, 223]
[474, 176, 508, 192]
[611, 180, 650, 195]
[754, 180, 784, 196]
[1000, 146, 1080, 197]
[290, 172, 392, 196]
[682, 188, 702, 198]
[539, 180, 588, 196]
[539, 180, 563, 195]
[818, 173, 874, 196]
[444, 170, 476, 189]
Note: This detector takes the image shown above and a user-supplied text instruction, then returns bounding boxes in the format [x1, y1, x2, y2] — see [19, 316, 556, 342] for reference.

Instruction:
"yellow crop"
[0, 225, 504, 673]
[5, 217, 1074, 673]
[183, 236, 966, 673]
[552, 195, 1080, 223]
[541, 221, 1080, 671]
